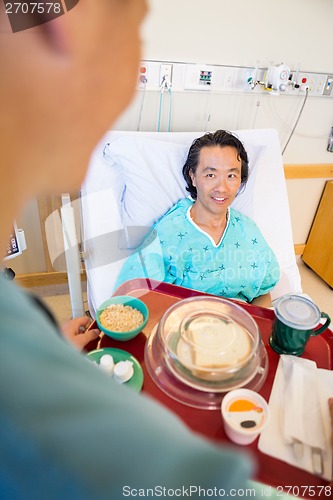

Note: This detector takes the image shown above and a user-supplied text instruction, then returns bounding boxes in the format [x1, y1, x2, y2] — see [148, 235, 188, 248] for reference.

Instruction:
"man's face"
[190, 146, 242, 217]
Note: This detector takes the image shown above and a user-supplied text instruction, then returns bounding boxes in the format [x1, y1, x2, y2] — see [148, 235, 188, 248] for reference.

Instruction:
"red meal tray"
[86, 279, 333, 495]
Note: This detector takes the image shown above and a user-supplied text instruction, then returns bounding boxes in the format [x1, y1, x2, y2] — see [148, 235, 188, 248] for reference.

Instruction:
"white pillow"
[105, 137, 188, 228]
[105, 134, 261, 233]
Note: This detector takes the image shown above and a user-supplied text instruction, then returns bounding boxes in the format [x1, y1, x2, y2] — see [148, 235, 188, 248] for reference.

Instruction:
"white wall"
[114, 0, 333, 245]
[143, 0, 333, 72]
[13, 0, 333, 273]
[138, 0, 333, 164]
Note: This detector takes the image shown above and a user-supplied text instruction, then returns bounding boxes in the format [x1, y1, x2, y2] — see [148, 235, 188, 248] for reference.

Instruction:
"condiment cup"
[221, 389, 270, 445]
[113, 361, 134, 384]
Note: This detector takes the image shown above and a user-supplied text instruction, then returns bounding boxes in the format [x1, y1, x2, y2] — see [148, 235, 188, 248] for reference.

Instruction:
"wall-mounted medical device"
[2, 223, 27, 280]
[265, 64, 290, 92]
[4, 223, 26, 261]
[248, 63, 291, 93]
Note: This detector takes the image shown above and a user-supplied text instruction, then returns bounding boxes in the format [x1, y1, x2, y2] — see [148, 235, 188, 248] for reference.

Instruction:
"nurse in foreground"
[0, 2, 254, 499]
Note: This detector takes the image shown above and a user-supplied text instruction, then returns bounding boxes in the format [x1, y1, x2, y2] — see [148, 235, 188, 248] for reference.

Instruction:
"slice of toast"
[177, 315, 252, 371]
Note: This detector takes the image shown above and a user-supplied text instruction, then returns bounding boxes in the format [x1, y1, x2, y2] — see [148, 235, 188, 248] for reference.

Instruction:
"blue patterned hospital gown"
[115, 198, 280, 302]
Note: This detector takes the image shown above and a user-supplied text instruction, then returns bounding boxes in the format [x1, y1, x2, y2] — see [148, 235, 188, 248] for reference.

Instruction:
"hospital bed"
[69, 129, 302, 317]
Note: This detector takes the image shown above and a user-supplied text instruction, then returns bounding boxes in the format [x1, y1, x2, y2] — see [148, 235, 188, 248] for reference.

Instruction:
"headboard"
[80, 129, 302, 316]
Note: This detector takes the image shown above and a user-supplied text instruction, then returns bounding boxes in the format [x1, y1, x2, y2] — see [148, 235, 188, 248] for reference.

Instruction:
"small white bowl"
[221, 389, 270, 445]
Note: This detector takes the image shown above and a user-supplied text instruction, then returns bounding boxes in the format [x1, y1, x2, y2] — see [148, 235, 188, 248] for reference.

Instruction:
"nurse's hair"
[182, 130, 249, 200]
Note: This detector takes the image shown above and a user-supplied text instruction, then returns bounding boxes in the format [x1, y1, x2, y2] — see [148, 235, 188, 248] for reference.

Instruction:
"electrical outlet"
[313, 76, 326, 96]
[323, 74, 333, 96]
[160, 63, 173, 89]
[224, 69, 235, 89]
[307, 75, 316, 93]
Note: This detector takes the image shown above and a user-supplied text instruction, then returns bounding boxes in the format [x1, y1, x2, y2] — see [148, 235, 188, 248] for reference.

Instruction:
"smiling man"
[115, 130, 280, 302]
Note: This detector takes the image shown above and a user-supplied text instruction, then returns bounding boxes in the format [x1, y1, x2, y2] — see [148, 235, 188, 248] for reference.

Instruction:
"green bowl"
[96, 296, 149, 341]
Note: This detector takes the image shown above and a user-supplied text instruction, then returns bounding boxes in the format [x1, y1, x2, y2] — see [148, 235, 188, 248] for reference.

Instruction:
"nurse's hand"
[61, 316, 100, 351]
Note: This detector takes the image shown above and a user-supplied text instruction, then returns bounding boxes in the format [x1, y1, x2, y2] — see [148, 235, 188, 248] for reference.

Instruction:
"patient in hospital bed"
[114, 130, 280, 302]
